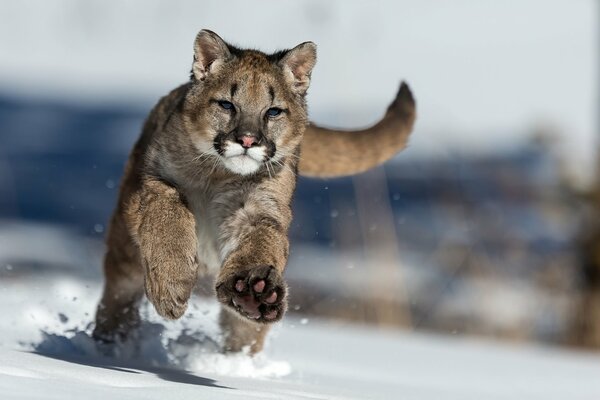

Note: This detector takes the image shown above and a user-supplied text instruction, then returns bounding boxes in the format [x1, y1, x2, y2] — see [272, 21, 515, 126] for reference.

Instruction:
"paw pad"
[217, 265, 287, 323]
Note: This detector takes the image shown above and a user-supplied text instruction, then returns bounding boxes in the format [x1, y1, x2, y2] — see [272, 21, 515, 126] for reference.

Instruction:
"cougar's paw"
[145, 271, 196, 320]
[216, 265, 287, 323]
[92, 305, 141, 343]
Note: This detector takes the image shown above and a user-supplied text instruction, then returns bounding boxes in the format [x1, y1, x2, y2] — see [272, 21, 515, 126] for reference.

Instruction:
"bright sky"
[0, 0, 596, 183]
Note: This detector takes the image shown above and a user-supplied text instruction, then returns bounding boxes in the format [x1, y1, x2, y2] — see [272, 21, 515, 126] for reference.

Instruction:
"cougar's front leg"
[215, 197, 291, 331]
[127, 179, 199, 319]
[216, 211, 289, 353]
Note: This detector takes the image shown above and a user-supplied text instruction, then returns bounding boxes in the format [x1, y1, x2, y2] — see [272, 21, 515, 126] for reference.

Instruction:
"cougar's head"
[182, 30, 317, 176]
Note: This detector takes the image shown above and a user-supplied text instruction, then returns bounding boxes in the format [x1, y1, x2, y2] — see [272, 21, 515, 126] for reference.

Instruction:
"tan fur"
[301, 82, 416, 177]
[93, 30, 416, 354]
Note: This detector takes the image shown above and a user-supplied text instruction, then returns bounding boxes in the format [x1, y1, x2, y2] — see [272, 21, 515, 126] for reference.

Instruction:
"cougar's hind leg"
[219, 305, 270, 354]
[93, 248, 144, 342]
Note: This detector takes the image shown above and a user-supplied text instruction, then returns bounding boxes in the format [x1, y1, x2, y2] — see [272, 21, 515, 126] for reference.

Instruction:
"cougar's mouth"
[221, 141, 267, 175]
[212, 131, 277, 176]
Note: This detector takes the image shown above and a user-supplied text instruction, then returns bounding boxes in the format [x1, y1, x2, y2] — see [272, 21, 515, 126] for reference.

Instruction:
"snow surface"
[1, 237, 600, 399]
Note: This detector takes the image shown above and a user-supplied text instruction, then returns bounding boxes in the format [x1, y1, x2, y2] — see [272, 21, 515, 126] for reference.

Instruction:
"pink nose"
[239, 135, 257, 148]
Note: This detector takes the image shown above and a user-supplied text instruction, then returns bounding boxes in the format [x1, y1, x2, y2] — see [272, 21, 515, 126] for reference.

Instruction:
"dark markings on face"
[230, 83, 238, 98]
[266, 139, 276, 158]
[213, 130, 230, 155]
[268, 86, 275, 104]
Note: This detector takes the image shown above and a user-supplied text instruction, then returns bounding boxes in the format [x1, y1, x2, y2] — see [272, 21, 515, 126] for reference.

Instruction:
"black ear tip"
[198, 29, 217, 36]
[300, 41, 317, 55]
[196, 29, 224, 44]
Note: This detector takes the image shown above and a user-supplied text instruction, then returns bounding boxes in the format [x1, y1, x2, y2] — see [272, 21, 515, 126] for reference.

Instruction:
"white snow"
[1, 223, 600, 399]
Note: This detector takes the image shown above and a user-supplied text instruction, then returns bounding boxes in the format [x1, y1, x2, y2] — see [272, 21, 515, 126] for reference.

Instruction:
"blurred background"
[0, 0, 598, 349]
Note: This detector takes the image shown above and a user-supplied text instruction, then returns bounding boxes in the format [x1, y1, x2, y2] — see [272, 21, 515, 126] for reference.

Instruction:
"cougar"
[93, 29, 416, 354]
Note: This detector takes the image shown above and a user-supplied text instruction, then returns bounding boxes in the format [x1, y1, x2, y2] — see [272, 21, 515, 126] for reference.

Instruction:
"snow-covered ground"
[2, 275, 600, 400]
[1, 222, 600, 399]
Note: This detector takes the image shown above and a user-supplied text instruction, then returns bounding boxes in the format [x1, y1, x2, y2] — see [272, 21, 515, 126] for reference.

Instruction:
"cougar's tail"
[298, 82, 416, 178]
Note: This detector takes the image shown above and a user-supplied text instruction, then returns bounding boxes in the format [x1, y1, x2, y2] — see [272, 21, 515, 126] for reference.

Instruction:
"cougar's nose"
[237, 135, 259, 148]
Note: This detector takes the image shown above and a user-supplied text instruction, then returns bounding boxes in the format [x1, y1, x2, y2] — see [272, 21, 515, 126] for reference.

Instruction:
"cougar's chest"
[186, 190, 222, 273]
[186, 184, 247, 274]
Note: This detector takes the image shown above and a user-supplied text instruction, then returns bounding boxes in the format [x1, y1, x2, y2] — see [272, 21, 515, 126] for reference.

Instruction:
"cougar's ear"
[279, 42, 317, 95]
[192, 29, 232, 81]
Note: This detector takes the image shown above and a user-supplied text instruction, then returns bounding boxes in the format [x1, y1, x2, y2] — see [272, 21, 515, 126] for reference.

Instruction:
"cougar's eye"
[266, 107, 282, 118]
[218, 100, 235, 111]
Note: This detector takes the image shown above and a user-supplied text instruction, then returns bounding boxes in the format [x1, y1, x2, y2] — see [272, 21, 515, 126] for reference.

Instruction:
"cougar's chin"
[221, 142, 266, 176]
[223, 155, 262, 175]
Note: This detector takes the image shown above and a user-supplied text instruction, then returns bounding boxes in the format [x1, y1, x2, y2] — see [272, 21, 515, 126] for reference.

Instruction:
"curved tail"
[298, 82, 416, 178]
